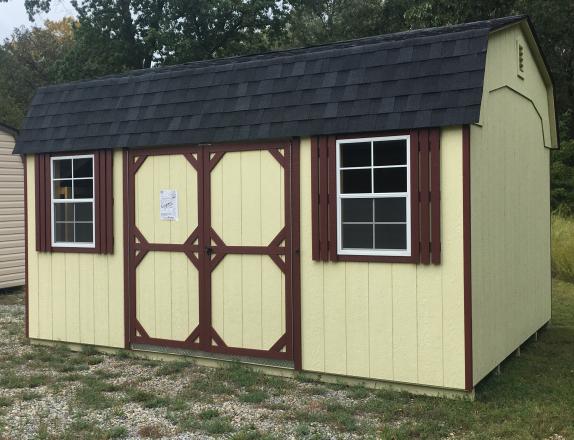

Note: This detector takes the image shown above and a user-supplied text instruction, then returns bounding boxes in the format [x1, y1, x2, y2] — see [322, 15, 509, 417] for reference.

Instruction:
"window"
[336, 136, 410, 257]
[51, 155, 95, 247]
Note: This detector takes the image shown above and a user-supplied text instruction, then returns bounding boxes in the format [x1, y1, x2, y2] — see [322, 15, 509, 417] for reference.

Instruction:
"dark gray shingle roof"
[14, 15, 526, 154]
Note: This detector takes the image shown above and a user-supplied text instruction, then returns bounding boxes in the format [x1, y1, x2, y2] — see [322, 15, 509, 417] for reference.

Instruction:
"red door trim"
[125, 140, 300, 364]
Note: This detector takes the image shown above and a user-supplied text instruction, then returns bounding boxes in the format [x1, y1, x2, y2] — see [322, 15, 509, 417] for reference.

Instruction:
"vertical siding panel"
[261, 256, 284, 348]
[368, 263, 393, 380]
[171, 252, 190, 341]
[345, 262, 370, 378]
[153, 156, 172, 340]
[261, 152, 284, 348]
[220, 152, 243, 346]
[136, 254, 154, 336]
[210, 155, 224, 341]
[93, 256, 110, 346]
[416, 265, 444, 386]
[323, 262, 347, 375]
[441, 127, 466, 389]
[37, 254, 52, 339]
[221, 256, 243, 347]
[392, 264, 418, 383]
[65, 253, 81, 343]
[107, 150, 124, 348]
[241, 151, 263, 348]
[300, 139, 325, 372]
[51, 253, 67, 341]
[79, 255, 95, 345]
[27, 157, 40, 338]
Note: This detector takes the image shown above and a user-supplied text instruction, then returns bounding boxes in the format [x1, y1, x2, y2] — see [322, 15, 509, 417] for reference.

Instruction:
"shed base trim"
[30, 338, 474, 400]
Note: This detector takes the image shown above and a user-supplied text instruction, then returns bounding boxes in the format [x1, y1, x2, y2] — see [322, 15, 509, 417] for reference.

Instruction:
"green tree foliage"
[1, 0, 574, 211]
[0, 18, 74, 128]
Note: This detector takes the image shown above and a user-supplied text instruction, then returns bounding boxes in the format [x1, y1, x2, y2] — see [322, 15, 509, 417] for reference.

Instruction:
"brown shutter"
[94, 149, 114, 254]
[309, 130, 442, 264]
[35, 154, 52, 252]
[35, 150, 113, 254]
[429, 128, 441, 264]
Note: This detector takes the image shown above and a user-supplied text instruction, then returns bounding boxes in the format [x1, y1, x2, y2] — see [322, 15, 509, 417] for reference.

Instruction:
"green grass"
[552, 213, 574, 282]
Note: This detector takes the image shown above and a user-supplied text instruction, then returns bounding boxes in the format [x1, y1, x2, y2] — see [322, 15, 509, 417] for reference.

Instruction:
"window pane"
[54, 203, 74, 222]
[342, 198, 372, 222]
[342, 224, 373, 249]
[55, 222, 74, 242]
[74, 157, 93, 178]
[375, 224, 407, 250]
[374, 168, 407, 193]
[75, 223, 93, 243]
[341, 169, 371, 194]
[74, 179, 93, 198]
[340, 142, 371, 167]
[53, 159, 72, 179]
[75, 202, 93, 222]
[373, 140, 407, 166]
[375, 198, 406, 222]
[53, 180, 73, 199]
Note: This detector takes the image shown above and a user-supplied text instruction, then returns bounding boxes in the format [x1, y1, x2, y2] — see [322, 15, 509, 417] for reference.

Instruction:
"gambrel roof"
[15, 15, 528, 154]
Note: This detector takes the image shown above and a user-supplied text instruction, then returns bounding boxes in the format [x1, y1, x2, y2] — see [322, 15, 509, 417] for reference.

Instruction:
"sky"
[0, 0, 75, 41]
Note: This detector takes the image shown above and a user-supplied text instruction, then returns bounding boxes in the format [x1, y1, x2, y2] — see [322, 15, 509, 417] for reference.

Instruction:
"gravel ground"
[0, 290, 388, 439]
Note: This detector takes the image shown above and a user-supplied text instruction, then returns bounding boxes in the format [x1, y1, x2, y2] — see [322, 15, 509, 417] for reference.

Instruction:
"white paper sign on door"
[159, 189, 178, 221]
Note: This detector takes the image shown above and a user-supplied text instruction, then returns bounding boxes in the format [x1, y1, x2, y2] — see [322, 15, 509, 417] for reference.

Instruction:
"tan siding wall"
[27, 152, 125, 347]
[0, 130, 24, 288]
[471, 26, 552, 385]
[300, 129, 466, 389]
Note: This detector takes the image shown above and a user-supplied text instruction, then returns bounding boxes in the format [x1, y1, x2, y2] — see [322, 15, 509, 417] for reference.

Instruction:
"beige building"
[0, 122, 24, 289]
[14, 16, 556, 397]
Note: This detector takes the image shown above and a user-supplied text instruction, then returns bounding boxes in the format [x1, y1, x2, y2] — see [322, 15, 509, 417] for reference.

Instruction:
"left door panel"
[129, 152, 202, 347]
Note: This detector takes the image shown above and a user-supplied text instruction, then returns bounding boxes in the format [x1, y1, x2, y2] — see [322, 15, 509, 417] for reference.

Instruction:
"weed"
[202, 417, 234, 434]
[127, 389, 170, 408]
[106, 426, 128, 439]
[239, 389, 268, 404]
[0, 397, 12, 407]
[137, 423, 166, 439]
[156, 360, 188, 376]
[199, 408, 220, 420]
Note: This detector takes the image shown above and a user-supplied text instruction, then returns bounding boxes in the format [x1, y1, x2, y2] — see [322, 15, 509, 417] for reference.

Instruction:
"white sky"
[0, 0, 75, 41]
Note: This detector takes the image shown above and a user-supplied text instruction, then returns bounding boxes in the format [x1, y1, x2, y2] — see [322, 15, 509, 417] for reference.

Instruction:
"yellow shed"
[0, 122, 24, 289]
[14, 15, 557, 397]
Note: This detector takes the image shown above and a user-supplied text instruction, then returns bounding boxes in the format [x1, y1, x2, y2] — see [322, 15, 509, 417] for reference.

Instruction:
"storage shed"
[14, 15, 557, 396]
[0, 122, 24, 289]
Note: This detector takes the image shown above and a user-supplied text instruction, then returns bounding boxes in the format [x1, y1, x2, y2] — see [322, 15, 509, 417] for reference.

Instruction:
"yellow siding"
[134, 155, 199, 341]
[27, 151, 125, 347]
[470, 25, 552, 384]
[0, 129, 24, 288]
[300, 130, 466, 389]
[210, 150, 286, 349]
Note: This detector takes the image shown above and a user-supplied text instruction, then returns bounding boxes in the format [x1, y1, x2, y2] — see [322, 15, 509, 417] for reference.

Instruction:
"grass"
[552, 213, 574, 282]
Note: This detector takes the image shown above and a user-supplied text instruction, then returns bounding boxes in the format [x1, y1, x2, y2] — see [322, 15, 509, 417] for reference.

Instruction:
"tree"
[0, 18, 75, 128]
[19, 0, 288, 81]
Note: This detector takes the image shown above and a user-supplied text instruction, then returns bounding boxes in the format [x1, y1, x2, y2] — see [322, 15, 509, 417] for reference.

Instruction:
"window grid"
[336, 136, 411, 257]
[51, 155, 95, 248]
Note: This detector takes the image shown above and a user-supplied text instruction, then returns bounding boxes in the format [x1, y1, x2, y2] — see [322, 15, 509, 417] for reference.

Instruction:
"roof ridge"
[37, 15, 526, 92]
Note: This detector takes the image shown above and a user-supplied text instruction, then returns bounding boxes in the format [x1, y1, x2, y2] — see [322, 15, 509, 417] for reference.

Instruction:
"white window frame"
[336, 135, 411, 257]
[50, 154, 96, 248]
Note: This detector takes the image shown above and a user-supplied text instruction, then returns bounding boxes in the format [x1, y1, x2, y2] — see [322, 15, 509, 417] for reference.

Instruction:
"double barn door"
[126, 141, 299, 363]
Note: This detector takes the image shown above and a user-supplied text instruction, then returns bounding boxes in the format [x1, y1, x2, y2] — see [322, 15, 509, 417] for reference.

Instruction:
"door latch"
[205, 246, 213, 256]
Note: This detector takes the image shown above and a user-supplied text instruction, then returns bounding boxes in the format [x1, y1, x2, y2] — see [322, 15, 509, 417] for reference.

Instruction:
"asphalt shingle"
[14, 16, 527, 154]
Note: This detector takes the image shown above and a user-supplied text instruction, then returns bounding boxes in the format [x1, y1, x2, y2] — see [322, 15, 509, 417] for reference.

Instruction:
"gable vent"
[517, 42, 525, 79]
